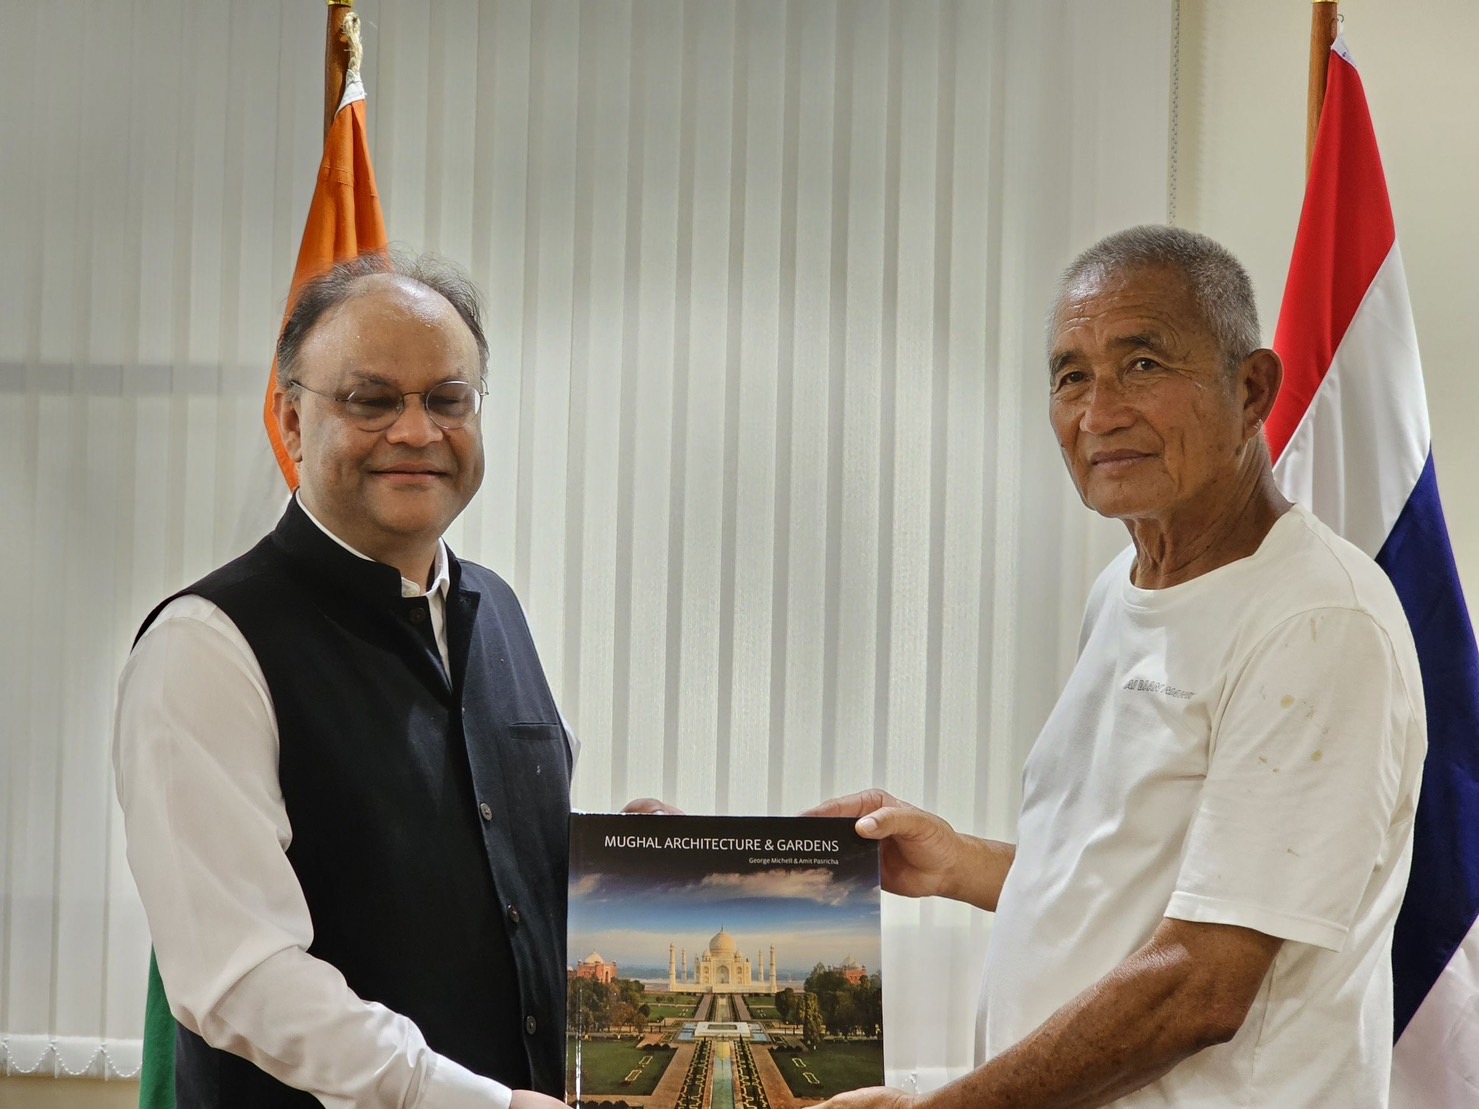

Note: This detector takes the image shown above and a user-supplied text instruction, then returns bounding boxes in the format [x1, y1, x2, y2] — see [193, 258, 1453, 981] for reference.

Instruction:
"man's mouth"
[1088, 450, 1152, 472]
[372, 466, 446, 483]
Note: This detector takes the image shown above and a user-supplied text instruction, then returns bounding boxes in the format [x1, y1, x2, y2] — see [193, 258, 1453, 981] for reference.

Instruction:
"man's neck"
[385, 547, 441, 594]
[1124, 466, 1291, 590]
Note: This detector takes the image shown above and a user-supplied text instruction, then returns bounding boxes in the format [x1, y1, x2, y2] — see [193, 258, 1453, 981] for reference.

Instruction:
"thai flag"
[1267, 35, 1479, 1106]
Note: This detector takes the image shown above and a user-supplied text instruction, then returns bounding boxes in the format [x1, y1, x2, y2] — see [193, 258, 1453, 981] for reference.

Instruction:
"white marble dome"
[707, 929, 737, 955]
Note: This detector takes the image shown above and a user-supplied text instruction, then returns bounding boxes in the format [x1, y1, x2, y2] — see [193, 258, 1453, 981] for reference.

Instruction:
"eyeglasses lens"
[341, 383, 481, 430]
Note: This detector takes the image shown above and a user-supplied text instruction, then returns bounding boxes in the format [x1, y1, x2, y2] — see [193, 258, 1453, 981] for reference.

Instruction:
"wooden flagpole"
[1307, 0, 1340, 177]
[324, 0, 356, 142]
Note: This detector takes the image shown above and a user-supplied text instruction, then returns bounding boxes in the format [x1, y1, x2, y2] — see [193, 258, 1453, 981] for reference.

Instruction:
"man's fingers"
[803, 789, 929, 846]
[810, 1088, 908, 1109]
[509, 1091, 568, 1109]
[800, 788, 901, 820]
[621, 796, 685, 815]
[856, 804, 933, 841]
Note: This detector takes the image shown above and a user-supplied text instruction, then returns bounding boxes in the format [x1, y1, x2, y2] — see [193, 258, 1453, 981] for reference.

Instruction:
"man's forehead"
[1065, 263, 1192, 309]
[304, 275, 473, 348]
[290, 276, 479, 390]
[1052, 265, 1201, 343]
[334, 273, 456, 319]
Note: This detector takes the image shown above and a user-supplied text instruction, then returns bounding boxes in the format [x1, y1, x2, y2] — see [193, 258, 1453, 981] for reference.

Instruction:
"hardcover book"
[566, 813, 884, 1108]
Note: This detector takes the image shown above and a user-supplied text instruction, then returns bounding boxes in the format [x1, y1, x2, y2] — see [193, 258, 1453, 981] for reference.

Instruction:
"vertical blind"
[0, 0, 1170, 1085]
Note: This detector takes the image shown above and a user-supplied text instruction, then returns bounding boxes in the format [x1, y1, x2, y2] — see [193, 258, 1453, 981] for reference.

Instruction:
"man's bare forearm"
[919, 919, 1280, 1109]
[938, 835, 1015, 912]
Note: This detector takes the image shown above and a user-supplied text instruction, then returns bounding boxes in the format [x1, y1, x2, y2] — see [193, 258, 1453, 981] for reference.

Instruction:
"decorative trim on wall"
[1, 1037, 142, 1080]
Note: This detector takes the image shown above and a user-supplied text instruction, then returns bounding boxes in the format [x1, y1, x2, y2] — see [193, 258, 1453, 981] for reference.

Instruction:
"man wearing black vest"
[114, 253, 576, 1107]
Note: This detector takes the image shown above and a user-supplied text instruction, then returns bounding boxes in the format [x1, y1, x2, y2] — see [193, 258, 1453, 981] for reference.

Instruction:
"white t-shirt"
[978, 504, 1426, 1107]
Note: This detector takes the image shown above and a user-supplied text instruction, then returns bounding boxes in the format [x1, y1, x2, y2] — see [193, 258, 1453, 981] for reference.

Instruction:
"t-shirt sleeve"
[1165, 606, 1415, 950]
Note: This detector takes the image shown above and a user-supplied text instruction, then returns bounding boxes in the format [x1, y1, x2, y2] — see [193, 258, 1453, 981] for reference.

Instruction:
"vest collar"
[270, 496, 465, 609]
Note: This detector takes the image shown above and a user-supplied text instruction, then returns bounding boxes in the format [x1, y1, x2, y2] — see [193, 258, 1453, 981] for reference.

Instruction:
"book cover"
[566, 813, 884, 1108]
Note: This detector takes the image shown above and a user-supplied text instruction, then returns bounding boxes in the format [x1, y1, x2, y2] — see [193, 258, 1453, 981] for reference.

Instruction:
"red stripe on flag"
[1267, 50, 1395, 463]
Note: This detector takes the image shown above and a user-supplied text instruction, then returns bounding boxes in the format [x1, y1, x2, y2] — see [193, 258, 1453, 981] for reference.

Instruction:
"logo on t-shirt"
[1123, 677, 1194, 700]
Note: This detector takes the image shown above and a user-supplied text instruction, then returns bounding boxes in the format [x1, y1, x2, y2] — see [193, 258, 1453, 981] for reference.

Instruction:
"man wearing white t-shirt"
[811, 226, 1426, 1107]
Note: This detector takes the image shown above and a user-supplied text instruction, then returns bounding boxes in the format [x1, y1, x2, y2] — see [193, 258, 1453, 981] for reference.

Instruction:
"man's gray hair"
[276, 250, 490, 386]
[1052, 225, 1261, 375]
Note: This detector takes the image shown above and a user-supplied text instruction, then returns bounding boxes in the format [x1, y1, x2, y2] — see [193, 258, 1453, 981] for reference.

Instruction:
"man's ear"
[1240, 348, 1283, 438]
[272, 385, 304, 463]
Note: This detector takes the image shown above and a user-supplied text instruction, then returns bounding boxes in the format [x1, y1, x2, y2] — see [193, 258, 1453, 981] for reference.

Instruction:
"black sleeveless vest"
[140, 501, 570, 1106]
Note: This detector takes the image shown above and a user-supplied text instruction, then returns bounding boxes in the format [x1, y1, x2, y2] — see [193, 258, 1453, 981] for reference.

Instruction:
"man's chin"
[1087, 493, 1162, 522]
[1079, 476, 1174, 521]
[362, 494, 464, 537]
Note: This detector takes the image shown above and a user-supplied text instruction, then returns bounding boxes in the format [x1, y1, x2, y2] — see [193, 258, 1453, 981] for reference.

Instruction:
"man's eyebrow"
[1110, 331, 1177, 357]
[342, 369, 478, 388]
[341, 369, 395, 386]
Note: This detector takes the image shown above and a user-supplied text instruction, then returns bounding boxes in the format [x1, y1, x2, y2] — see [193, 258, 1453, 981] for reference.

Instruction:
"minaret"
[769, 946, 777, 992]
[681, 948, 688, 983]
[669, 944, 676, 991]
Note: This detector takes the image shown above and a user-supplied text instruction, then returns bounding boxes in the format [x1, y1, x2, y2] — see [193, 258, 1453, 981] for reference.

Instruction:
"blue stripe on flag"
[1376, 452, 1479, 1037]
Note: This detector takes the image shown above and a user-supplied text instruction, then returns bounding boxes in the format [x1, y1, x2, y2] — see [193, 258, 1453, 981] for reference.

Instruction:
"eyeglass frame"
[286, 378, 487, 431]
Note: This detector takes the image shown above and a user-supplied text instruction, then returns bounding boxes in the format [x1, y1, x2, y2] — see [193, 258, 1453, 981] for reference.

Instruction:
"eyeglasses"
[288, 379, 486, 431]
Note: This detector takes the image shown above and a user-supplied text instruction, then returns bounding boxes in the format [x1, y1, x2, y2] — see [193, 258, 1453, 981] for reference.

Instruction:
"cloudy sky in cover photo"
[567, 814, 881, 980]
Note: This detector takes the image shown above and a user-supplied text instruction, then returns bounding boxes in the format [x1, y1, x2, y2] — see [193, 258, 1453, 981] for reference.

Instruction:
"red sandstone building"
[572, 951, 618, 984]
[832, 955, 869, 985]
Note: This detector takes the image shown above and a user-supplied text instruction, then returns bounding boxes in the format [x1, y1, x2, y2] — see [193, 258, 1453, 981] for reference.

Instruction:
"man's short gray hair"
[1052, 225, 1261, 376]
[276, 250, 490, 386]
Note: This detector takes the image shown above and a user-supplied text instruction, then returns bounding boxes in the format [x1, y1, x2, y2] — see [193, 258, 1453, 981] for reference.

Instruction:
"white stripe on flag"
[1273, 243, 1430, 557]
[1392, 916, 1479, 1103]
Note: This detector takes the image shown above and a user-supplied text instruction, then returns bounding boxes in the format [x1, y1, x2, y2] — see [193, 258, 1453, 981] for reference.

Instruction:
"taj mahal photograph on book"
[566, 813, 884, 1109]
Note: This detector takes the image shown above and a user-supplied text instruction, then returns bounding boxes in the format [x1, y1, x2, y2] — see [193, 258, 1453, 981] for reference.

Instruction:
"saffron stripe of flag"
[262, 69, 389, 489]
[1269, 35, 1479, 1106]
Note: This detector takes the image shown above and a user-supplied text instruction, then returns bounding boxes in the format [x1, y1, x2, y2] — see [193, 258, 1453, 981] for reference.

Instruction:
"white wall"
[1175, 0, 1479, 600]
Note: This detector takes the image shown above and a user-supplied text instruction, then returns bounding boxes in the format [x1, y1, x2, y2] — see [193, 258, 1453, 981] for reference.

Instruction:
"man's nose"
[1080, 377, 1135, 434]
[384, 394, 444, 445]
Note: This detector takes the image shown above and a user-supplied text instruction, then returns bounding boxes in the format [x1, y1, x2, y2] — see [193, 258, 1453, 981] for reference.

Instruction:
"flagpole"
[1306, 0, 1339, 177]
[324, 0, 356, 142]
